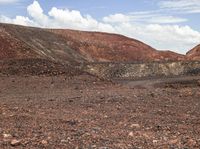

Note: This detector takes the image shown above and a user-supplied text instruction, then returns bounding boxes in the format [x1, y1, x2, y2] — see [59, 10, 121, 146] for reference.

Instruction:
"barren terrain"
[1, 74, 200, 149]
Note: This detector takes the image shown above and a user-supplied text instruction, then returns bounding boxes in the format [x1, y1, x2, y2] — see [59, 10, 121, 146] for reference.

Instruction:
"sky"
[0, 0, 200, 54]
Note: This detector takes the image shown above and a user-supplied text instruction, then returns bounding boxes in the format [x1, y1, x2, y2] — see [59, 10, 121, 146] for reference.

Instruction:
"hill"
[51, 29, 185, 62]
[0, 23, 186, 63]
[187, 44, 200, 60]
[0, 23, 198, 77]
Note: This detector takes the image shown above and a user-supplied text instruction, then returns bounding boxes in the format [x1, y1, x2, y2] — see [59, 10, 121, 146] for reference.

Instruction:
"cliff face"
[186, 45, 200, 60]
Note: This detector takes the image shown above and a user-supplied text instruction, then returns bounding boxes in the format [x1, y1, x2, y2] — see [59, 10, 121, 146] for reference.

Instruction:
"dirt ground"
[0, 74, 200, 149]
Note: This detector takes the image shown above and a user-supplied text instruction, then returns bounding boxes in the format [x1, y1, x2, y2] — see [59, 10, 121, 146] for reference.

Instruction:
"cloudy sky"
[0, 0, 200, 54]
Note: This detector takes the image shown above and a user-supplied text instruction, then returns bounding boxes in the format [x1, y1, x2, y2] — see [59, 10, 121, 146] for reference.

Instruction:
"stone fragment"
[10, 139, 21, 146]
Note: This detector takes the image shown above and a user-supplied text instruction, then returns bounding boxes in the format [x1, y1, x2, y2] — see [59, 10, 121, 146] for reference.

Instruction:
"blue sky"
[0, 0, 200, 54]
[0, 0, 156, 17]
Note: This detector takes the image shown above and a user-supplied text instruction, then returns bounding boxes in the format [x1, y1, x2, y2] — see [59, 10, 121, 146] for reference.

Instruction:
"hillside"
[51, 29, 185, 62]
[0, 23, 86, 64]
[0, 26, 39, 60]
[0, 23, 186, 63]
[187, 44, 200, 60]
[0, 23, 85, 76]
[2, 23, 200, 77]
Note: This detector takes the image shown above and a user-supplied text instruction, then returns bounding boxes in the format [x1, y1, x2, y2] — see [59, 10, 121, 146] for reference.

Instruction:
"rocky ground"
[0, 74, 200, 149]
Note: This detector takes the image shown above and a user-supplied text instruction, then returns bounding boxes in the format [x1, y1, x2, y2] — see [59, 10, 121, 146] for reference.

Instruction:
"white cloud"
[0, 0, 18, 4]
[103, 14, 130, 23]
[159, 0, 200, 13]
[0, 15, 36, 26]
[27, 0, 49, 27]
[0, 15, 12, 23]
[25, 1, 115, 32]
[13, 16, 37, 26]
[147, 16, 187, 24]
[103, 11, 187, 24]
[120, 24, 200, 53]
[48, 7, 114, 32]
[0, 0, 200, 54]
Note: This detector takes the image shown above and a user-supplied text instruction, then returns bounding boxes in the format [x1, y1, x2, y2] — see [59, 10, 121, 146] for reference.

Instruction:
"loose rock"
[10, 139, 21, 146]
